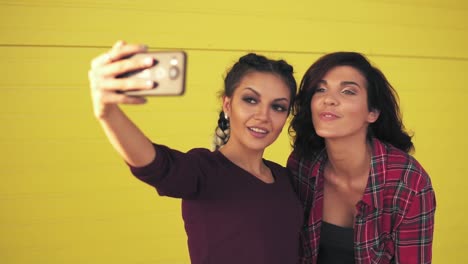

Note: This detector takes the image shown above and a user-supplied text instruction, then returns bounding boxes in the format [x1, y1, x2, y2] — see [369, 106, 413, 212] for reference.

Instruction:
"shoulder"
[183, 147, 226, 166]
[376, 140, 433, 193]
[287, 149, 325, 178]
[156, 144, 213, 158]
[264, 159, 288, 174]
[186, 147, 214, 157]
[153, 144, 222, 168]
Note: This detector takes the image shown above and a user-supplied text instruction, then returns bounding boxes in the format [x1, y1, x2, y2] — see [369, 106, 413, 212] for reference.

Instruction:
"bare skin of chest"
[322, 174, 368, 227]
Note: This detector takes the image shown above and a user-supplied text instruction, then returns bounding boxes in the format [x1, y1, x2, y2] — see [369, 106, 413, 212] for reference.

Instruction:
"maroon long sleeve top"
[129, 144, 303, 264]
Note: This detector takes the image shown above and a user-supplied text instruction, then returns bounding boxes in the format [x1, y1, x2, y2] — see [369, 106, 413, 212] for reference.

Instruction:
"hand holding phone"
[119, 51, 187, 96]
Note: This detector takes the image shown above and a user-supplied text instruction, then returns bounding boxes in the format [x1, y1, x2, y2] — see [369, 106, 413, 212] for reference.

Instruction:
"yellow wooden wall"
[1, 1, 467, 263]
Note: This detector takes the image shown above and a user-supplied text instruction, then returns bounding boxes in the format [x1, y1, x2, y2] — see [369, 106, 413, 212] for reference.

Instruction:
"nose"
[323, 92, 338, 106]
[254, 105, 269, 121]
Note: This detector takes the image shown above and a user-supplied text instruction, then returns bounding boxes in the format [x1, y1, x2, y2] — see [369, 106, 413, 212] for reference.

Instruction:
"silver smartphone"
[119, 51, 187, 96]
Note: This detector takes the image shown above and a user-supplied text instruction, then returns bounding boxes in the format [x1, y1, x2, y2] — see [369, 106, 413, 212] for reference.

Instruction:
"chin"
[248, 143, 270, 152]
[315, 128, 333, 137]
[315, 131, 342, 140]
[245, 140, 273, 152]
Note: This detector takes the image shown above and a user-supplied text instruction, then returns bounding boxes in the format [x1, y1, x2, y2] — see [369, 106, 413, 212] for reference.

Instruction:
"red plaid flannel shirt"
[287, 138, 436, 264]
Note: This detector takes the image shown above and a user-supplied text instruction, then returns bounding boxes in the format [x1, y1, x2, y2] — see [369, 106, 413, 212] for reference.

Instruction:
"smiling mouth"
[249, 127, 268, 134]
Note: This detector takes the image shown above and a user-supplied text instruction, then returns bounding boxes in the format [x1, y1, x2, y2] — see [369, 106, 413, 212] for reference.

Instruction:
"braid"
[213, 111, 230, 150]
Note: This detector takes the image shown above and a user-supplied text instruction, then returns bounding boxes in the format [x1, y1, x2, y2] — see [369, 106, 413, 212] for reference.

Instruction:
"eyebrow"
[318, 80, 362, 88]
[244, 87, 290, 103]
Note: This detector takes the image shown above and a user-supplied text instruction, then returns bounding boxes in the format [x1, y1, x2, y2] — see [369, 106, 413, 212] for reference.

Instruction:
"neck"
[324, 136, 372, 181]
[219, 142, 266, 175]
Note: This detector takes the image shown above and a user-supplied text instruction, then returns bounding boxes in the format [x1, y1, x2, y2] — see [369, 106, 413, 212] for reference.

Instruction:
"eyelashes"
[272, 104, 288, 112]
[241, 96, 288, 113]
[242, 97, 257, 104]
[315, 87, 326, 93]
[342, 89, 357, 95]
[315, 87, 357, 95]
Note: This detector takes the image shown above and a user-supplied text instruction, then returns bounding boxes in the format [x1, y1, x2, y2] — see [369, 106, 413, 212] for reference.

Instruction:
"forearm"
[98, 104, 155, 167]
[395, 187, 436, 263]
[87, 41, 166, 169]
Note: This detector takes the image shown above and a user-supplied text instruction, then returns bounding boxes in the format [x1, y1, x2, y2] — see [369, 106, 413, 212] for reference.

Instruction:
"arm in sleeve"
[395, 185, 436, 264]
[286, 151, 301, 192]
[287, 152, 314, 263]
[129, 144, 206, 199]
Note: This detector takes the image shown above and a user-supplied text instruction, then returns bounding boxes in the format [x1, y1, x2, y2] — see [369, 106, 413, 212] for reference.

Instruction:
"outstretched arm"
[88, 41, 157, 167]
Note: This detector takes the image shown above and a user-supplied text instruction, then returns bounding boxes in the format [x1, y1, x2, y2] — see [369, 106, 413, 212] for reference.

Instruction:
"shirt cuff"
[127, 143, 162, 178]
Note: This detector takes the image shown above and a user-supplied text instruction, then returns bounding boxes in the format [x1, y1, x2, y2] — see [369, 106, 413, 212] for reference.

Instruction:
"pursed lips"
[319, 111, 340, 120]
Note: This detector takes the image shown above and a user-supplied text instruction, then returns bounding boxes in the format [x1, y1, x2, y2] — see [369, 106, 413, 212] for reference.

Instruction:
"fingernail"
[146, 80, 155, 88]
[144, 57, 154, 66]
[141, 45, 148, 51]
[115, 40, 124, 48]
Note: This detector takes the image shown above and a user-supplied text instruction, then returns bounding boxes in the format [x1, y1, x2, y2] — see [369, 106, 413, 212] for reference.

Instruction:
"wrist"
[94, 103, 120, 120]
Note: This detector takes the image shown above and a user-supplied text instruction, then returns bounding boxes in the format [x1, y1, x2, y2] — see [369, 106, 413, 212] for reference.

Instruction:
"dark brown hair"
[289, 52, 413, 158]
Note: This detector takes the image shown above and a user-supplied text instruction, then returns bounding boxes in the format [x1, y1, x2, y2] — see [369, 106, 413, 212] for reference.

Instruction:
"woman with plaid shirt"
[288, 52, 436, 264]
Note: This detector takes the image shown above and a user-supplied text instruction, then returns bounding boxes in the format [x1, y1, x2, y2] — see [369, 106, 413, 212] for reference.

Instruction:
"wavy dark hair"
[213, 53, 297, 150]
[289, 52, 413, 158]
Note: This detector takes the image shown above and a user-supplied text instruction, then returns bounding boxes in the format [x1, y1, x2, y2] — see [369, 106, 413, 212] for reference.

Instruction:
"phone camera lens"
[169, 66, 180, 80]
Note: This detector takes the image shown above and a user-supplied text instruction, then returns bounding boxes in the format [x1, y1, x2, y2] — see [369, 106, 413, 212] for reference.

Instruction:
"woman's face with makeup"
[223, 71, 291, 151]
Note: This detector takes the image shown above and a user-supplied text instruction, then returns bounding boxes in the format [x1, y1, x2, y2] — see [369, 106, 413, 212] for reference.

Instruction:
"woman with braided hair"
[88, 41, 302, 264]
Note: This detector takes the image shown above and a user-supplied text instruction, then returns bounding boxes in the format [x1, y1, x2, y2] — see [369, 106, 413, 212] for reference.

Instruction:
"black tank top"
[317, 221, 355, 264]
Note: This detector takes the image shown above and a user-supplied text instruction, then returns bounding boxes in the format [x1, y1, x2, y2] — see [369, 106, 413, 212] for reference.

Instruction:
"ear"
[222, 96, 232, 118]
[367, 109, 380, 123]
